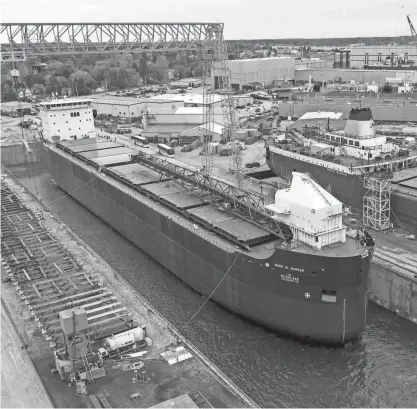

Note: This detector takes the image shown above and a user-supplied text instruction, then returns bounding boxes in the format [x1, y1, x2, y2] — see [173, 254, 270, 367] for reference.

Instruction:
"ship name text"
[274, 264, 304, 273]
[281, 273, 300, 284]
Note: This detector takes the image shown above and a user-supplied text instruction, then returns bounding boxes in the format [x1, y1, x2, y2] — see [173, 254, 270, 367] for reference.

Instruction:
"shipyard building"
[213, 57, 296, 91]
[348, 45, 417, 68]
[295, 68, 417, 84]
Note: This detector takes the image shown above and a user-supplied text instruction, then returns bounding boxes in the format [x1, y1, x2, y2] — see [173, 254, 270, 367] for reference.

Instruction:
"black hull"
[45, 145, 372, 344]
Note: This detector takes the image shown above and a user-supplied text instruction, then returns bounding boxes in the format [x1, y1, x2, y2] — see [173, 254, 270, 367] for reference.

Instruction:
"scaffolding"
[363, 175, 391, 231]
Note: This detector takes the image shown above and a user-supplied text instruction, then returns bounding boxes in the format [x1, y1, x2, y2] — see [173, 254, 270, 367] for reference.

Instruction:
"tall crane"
[201, 25, 242, 187]
[407, 14, 417, 38]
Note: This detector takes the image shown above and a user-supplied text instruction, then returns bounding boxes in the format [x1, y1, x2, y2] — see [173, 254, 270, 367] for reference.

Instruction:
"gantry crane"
[1, 22, 243, 188]
[201, 25, 242, 187]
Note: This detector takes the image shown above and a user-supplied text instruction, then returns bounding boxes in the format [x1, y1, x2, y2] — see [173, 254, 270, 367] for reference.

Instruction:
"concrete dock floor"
[1, 300, 54, 408]
[1, 172, 255, 408]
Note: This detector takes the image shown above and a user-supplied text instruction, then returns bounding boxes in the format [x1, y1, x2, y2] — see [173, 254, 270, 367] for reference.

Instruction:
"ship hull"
[45, 145, 372, 344]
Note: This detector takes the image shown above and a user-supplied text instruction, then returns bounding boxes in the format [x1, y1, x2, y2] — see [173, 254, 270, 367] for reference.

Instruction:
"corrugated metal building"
[348, 45, 417, 68]
[296, 68, 417, 85]
[214, 57, 296, 91]
[90, 96, 182, 117]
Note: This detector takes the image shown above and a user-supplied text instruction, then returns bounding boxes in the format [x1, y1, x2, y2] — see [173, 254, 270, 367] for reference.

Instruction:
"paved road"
[1, 302, 54, 409]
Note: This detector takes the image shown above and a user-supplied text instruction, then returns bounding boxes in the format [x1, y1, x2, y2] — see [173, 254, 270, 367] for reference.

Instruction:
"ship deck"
[283, 133, 417, 169]
[52, 138, 370, 258]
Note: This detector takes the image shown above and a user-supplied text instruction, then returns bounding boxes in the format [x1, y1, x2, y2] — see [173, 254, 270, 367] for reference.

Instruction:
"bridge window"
[322, 290, 336, 302]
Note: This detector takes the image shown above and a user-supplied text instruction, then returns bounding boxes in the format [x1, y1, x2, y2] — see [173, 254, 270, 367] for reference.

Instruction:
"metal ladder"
[81, 350, 94, 383]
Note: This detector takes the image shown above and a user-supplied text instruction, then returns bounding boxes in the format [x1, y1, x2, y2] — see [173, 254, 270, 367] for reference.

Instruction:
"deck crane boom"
[201, 25, 242, 187]
[407, 14, 417, 38]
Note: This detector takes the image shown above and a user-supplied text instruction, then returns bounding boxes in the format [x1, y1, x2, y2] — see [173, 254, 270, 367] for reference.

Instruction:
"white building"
[214, 57, 296, 91]
[90, 96, 181, 118]
[39, 98, 96, 142]
[149, 93, 226, 107]
[179, 122, 224, 143]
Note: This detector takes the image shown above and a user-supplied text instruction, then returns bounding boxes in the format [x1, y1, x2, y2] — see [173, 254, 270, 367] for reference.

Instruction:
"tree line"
[1, 51, 204, 100]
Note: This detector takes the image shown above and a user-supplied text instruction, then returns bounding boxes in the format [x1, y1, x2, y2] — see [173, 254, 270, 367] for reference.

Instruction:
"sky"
[2, 0, 417, 40]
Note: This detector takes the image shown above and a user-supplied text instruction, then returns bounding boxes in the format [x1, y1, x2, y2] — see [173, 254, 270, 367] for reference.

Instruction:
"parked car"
[116, 127, 131, 134]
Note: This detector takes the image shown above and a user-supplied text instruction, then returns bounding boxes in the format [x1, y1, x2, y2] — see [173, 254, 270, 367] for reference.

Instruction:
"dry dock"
[1, 170, 256, 409]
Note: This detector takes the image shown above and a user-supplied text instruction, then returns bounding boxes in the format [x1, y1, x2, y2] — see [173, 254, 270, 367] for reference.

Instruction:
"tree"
[116, 68, 129, 89]
[138, 53, 149, 84]
[147, 62, 162, 82]
[70, 70, 97, 95]
[90, 66, 108, 84]
[32, 84, 46, 95]
[172, 64, 186, 79]
[155, 55, 169, 79]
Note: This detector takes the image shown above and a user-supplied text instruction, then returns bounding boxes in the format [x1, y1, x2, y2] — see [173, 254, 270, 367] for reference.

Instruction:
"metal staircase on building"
[81, 350, 94, 383]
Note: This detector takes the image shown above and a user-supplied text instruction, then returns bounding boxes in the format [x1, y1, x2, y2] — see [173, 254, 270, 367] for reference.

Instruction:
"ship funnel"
[344, 107, 375, 139]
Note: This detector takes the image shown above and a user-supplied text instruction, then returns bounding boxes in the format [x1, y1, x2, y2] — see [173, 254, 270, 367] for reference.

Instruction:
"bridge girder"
[0, 22, 224, 62]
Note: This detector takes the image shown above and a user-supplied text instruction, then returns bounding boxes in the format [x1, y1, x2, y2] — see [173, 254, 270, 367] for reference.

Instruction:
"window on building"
[348, 140, 353, 146]
[355, 141, 360, 147]
[331, 136, 336, 142]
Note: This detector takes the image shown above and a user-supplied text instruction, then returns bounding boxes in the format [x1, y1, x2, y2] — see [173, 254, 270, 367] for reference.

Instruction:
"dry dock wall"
[1, 142, 42, 166]
[368, 262, 417, 324]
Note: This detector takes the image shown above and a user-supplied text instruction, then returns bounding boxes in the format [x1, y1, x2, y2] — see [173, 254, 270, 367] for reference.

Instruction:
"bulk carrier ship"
[39, 98, 374, 344]
[267, 108, 417, 228]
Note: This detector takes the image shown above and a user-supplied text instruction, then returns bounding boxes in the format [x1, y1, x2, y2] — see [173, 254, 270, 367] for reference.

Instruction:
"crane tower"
[407, 14, 417, 38]
[201, 25, 242, 187]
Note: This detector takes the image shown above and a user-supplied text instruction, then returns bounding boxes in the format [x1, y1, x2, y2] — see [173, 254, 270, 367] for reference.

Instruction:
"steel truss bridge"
[128, 152, 291, 249]
[0, 22, 224, 62]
